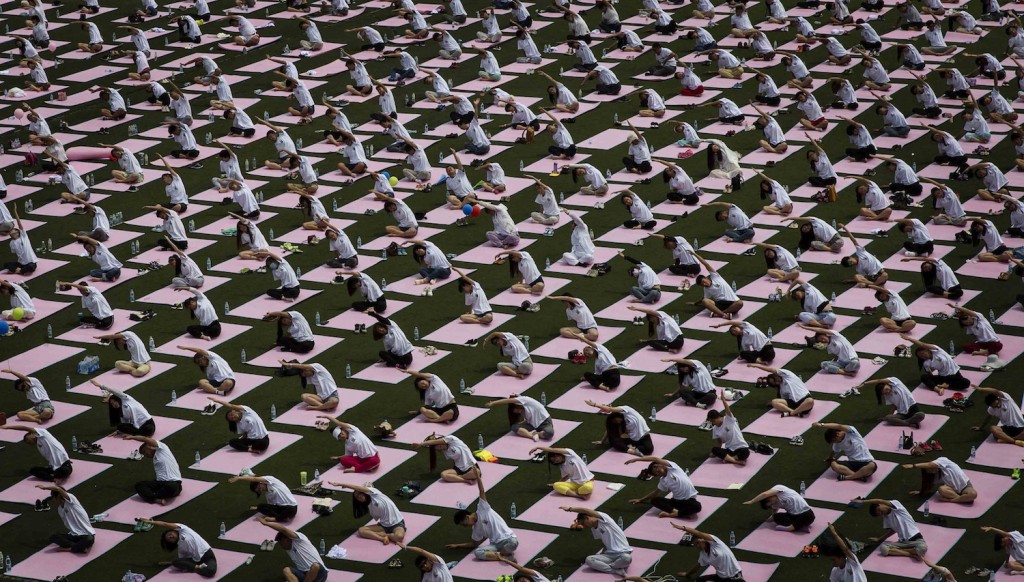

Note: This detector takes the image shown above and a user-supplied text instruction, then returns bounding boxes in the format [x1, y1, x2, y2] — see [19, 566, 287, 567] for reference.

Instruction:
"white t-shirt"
[263, 475, 298, 507]
[236, 406, 269, 440]
[591, 511, 631, 553]
[286, 532, 325, 572]
[58, 493, 95, 537]
[559, 448, 594, 484]
[882, 500, 921, 542]
[832, 426, 873, 462]
[698, 535, 742, 578]
[442, 435, 475, 472]
[472, 498, 516, 544]
[175, 524, 212, 561]
[658, 461, 697, 500]
[713, 415, 748, 450]
[934, 457, 970, 492]
[36, 428, 69, 469]
[153, 441, 182, 482]
[205, 351, 235, 383]
[368, 487, 403, 527]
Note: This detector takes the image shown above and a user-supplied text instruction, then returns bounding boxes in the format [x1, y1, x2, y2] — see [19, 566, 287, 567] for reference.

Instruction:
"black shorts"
[455, 463, 479, 476]
[1002, 425, 1024, 438]
[209, 378, 230, 388]
[528, 276, 544, 287]
[172, 203, 188, 213]
[714, 300, 737, 312]
[426, 402, 460, 421]
[991, 245, 1009, 256]
[836, 460, 873, 472]
[785, 395, 810, 409]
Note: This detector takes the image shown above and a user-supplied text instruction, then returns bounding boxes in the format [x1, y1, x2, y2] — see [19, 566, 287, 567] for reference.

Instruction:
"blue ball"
[462, 204, 473, 216]
[0, 321, 8, 335]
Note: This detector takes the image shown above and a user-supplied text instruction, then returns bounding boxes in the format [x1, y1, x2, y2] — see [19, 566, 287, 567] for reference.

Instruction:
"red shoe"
[918, 442, 933, 452]
[928, 439, 943, 451]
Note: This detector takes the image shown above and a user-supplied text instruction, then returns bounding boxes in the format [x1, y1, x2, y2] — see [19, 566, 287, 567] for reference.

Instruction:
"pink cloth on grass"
[167, 373, 274, 410]
[68, 362, 177, 396]
[547, 246, 623, 274]
[851, 324, 938, 356]
[224, 500, 339, 544]
[422, 313, 516, 345]
[352, 350, 452, 383]
[392, 406, 488, 445]
[917, 469, 1017, 518]
[622, 339, 710, 373]
[412, 463, 518, 509]
[92, 417, 192, 459]
[271, 389, 374, 428]
[595, 293, 683, 322]
[862, 415, 950, 456]
[622, 497, 729, 543]
[803, 461, 899, 504]
[136, 276, 232, 305]
[317, 300, 412, 331]
[516, 482, 621, 528]
[689, 451, 776, 490]
[588, 434, 687, 477]
[0, 402, 90, 442]
[862, 524, 964, 579]
[548, 376, 645, 413]
[8, 530, 131, 580]
[246, 335, 343, 367]
[227, 290, 325, 320]
[467, 364, 562, 397]
[191, 431, 303, 475]
[484, 419, 582, 460]
[744, 400, 841, 438]
[147, 549, 253, 582]
[54, 309, 142, 343]
[334, 512, 439, 563]
[488, 277, 571, 306]
[101, 479, 217, 525]
[736, 507, 844, 557]
[565, 547, 666, 581]
[450, 529, 559, 581]
[531, 328, 626, 359]
[152, 323, 253, 358]
[0, 459, 111, 504]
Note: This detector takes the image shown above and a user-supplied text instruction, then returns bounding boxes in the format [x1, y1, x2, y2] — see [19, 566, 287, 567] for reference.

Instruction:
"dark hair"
[995, 533, 1007, 551]
[507, 403, 525, 428]
[706, 409, 722, 421]
[453, 509, 471, 525]
[840, 256, 854, 267]
[415, 555, 430, 569]
[868, 502, 884, 517]
[759, 498, 773, 510]
[605, 412, 628, 450]
[920, 262, 937, 287]
[706, 145, 723, 171]
[250, 481, 263, 496]
[984, 393, 1000, 407]
[107, 395, 123, 427]
[160, 531, 179, 552]
[411, 244, 427, 265]
[694, 275, 707, 286]
[823, 428, 840, 443]
[352, 491, 370, 518]
[346, 275, 361, 296]
[874, 382, 889, 404]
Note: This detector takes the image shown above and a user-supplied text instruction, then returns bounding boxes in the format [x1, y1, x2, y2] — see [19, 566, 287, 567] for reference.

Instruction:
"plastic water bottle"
[581, 453, 588, 464]
[800, 480, 806, 497]
[65, 376, 71, 392]
[345, 363, 352, 378]
[617, 515, 624, 529]
[649, 406, 657, 422]
[71, 436, 78, 452]
[731, 280, 737, 292]
[381, 278, 387, 290]
[148, 336, 156, 351]
[969, 445, 977, 460]
[693, 238, 699, 250]
[477, 433, 485, 449]
[830, 291, 837, 304]
[540, 391, 547, 406]
[319, 538, 326, 555]
[130, 289, 135, 303]
[922, 500, 930, 517]
[224, 301, 230, 314]
[195, 450, 201, 466]
[219, 521, 226, 537]
[5, 555, 11, 574]
[949, 340, 955, 355]
[356, 236, 363, 249]
[188, 219, 196, 232]
[459, 378, 466, 392]
[729, 530, 736, 547]
[171, 390, 177, 403]
[414, 326, 420, 341]
[241, 349, 247, 364]
[545, 257, 551, 269]
[47, 324, 53, 339]
[314, 467, 320, 481]
[206, 257, 213, 270]
[767, 326, 773, 340]
[270, 404, 277, 420]
[989, 308, 997, 323]
[897, 434, 902, 450]
[123, 569, 133, 582]
[315, 311, 321, 326]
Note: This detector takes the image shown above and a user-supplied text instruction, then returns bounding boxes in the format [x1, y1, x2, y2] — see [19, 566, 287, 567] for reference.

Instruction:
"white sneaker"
[903, 251, 918, 257]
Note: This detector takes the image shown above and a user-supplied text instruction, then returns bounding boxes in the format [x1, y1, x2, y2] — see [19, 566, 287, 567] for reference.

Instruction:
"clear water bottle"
[219, 521, 226, 537]
[270, 404, 277, 420]
[206, 257, 213, 270]
[268, 228, 274, 240]
[381, 278, 387, 289]
[5, 555, 11, 573]
[195, 450, 201, 465]
[922, 500, 930, 517]
[830, 291, 837, 304]
[123, 569, 133, 582]
[545, 257, 551, 269]
[510, 501, 517, 519]
[989, 308, 997, 323]
[617, 515, 624, 529]
[65, 376, 71, 392]
[47, 324, 53, 339]
[149, 336, 156, 350]
[767, 326, 773, 340]
[314, 467, 320, 481]
[969, 445, 977, 460]
[949, 340, 955, 355]
[130, 289, 136, 303]
[897, 434, 903, 450]
[295, 267, 302, 278]
[345, 364, 352, 378]
[731, 280, 737, 292]
[459, 378, 466, 392]
[540, 391, 546, 406]
[414, 326, 420, 341]
[382, 249, 388, 260]
[581, 453, 588, 464]
[356, 236, 363, 248]
[559, 191, 565, 203]
[649, 406, 657, 422]
[693, 238, 699, 250]
[799, 481, 806, 497]
[224, 301, 230, 314]
[71, 435, 78, 452]
[315, 312, 321, 326]
[477, 433, 484, 449]
[319, 538, 326, 555]
[729, 530, 736, 547]
[240, 348, 247, 364]
[188, 219, 196, 232]
[171, 390, 177, 403]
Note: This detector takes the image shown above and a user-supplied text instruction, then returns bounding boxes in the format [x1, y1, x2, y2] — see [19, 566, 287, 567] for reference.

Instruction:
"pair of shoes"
[631, 316, 645, 326]
[201, 403, 217, 416]
[789, 435, 805, 446]
[697, 420, 713, 431]
[259, 539, 277, 551]
[387, 558, 403, 569]
[741, 247, 757, 256]
[928, 439, 942, 451]
[353, 324, 367, 334]
[187, 162, 204, 170]
[525, 302, 541, 313]
[314, 419, 331, 431]
[133, 519, 154, 532]
[709, 367, 728, 378]
[532, 557, 554, 569]
[420, 286, 434, 296]
[34, 499, 51, 512]
[127, 449, 144, 461]
[530, 451, 546, 463]
[840, 387, 860, 398]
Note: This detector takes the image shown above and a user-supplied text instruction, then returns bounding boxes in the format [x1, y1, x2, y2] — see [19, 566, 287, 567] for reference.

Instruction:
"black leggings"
[698, 574, 746, 582]
[739, 344, 776, 363]
[903, 240, 934, 256]
[277, 337, 315, 353]
[188, 321, 222, 339]
[651, 496, 702, 518]
[921, 372, 969, 391]
[549, 144, 578, 158]
[624, 219, 658, 229]
[584, 369, 621, 389]
[267, 285, 300, 300]
[610, 433, 654, 455]
[50, 533, 95, 554]
[669, 263, 701, 276]
[890, 182, 923, 196]
[623, 158, 653, 173]
[229, 435, 270, 452]
[173, 548, 218, 578]
[678, 390, 717, 408]
[645, 336, 685, 352]
[118, 418, 156, 437]
[773, 508, 815, 529]
[257, 503, 299, 521]
[135, 479, 183, 503]
[380, 350, 414, 369]
[30, 460, 73, 481]
[7, 260, 38, 274]
[79, 314, 114, 329]
[809, 176, 837, 188]
[352, 297, 387, 313]
[327, 255, 358, 269]
[158, 239, 188, 250]
[925, 283, 962, 299]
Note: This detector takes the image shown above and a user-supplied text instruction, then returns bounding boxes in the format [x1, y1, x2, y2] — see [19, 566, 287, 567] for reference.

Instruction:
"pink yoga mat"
[68, 362, 177, 396]
[689, 450, 776, 490]
[656, 397, 727, 427]
[686, 302, 769, 335]
[918, 469, 1018, 518]
[152, 323, 253, 358]
[608, 166, 662, 184]
[413, 463, 518, 510]
[454, 239, 536, 264]
[595, 293, 683, 322]
[490, 277, 572, 308]
[318, 446, 417, 489]
[589, 434, 687, 477]
[804, 461, 899, 504]
[744, 400, 841, 438]
[911, 370, 986, 407]
[523, 154, 591, 174]
[862, 524, 964, 579]
[450, 528, 558, 580]
[168, 373, 273, 410]
[54, 309, 142, 343]
[53, 229, 143, 256]
[736, 274, 817, 299]
[422, 313, 516, 345]
[8, 529, 132, 580]
[623, 339, 710, 373]
[722, 349, 801, 383]
[804, 371, 876, 396]
[299, 258, 384, 284]
[737, 507, 844, 557]
[881, 246, 954, 272]
[906, 290, 982, 319]
[768, 315, 858, 345]
[211, 251, 294, 274]
[1, 299, 71, 329]
[863, 415, 950, 456]
[147, 549, 254, 582]
[335, 512, 440, 563]
[32, 195, 111, 218]
[130, 239, 217, 266]
[359, 228, 445, 252]
[127, 205, 212, 228]
[833, 281, 910, 308]
[102, 478, 218, 525]
[741, 146, 804, 166]
[596, 221, 673, 244]
[468, 364, 562, 398]
[338, 190, 412, 215]
[852, 324, 938, 356]
[352, 350, 452, 383]
[703, 561, 779, 582]
[0, 402, 90, 442]
[190, 211, 273, 237]
[59, 65, 126, 83]
[137, 276, 231, 305]
[228, 291, 325, 320]
[485, 419, 582, 460]
[516, 481, 621, 528]
[318, 300, 412, 331]
[192, 431, 304, 475]
[516, 211, 584, 235]
[623, 496, 729, 543]
[956, 336, 1024, 368]
[225, 500, 339, 544]
[548, 376, 645, 413]
[969, 436, 1024, 470]
[547, 246, 624, 274]
[565, 547, 666, 581]
[68, 114, 141, 133]
[92, 417, 193, 459]
[272, 389, 374, 428]
[531, 328, 626, 359]
[393, 406, 488, 446]
[0, 512, 19, 528]
[1, 258, 70, 284]
[698, 229, 775, 254]
[0, 459, 111, 504]
[753, 202, 819, 228]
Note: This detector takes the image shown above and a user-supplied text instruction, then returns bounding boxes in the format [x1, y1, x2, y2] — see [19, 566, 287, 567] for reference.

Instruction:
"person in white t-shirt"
[405, 369, 460, 424]
[951, 304, 1004, 356]
[574, 333, 622, 391]
[825, 523, 868, 582]
[549, 294, 599, 340]
[452, 268, 493, 326]
[982, 525, 1024, 575]
[61, 280, 114, 329]
[904, 256, 964, 300]
[257, 518, 328, 582]
[708, 392, 750, 465]
[72, 234, 122, 282]
[588, 402, 654, 455]
[675, 524, 744, 581]
[212, 397, 270, 453]
[900, 333, 971, 394]
[325, 417, 381, 473]
[450, 476, 519, 560]
[228, 474, 299, 521]
[95, 380, 155, 436]
[177, 287, 221, 340]
[531, 446, 594, 498]
[374, 191, 420, 239]
[801, 324, 862, 376]
[332, 482, 406, 545]
[415, 435, 479, 484]
[746, 485, 817, 531]
[862, 377, 926, 428]
[125, 435, 183, 504]
[749, 363, 816, 417]
[0, 279, 36, 322]
[37, 485, 96, 554]
[494, 250, 544, 295]
[903, 457, 977, 504]
[974, 386, 1024, 446]
[1, 425, 72, 481]
[625, 456, 702, 518]
[403, 543, 455, 582]
[259, 251, 302, 302]
[370, 311, 416, 369]
[180, 346, 236, 395]
[486, 332, 534, 378]
[488, 394, 555, 440]
[5, 369, 55, 424]
[141, 519, 218, 577]
[280, 362, 340, 412]
[692, 252, 745, 319]
[857, 498, 928, 558]
[227, 15, 261, 46]
[563, 507, 633, 576]
[265, 310, 315, 354]
[816, 422, 878, 481]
